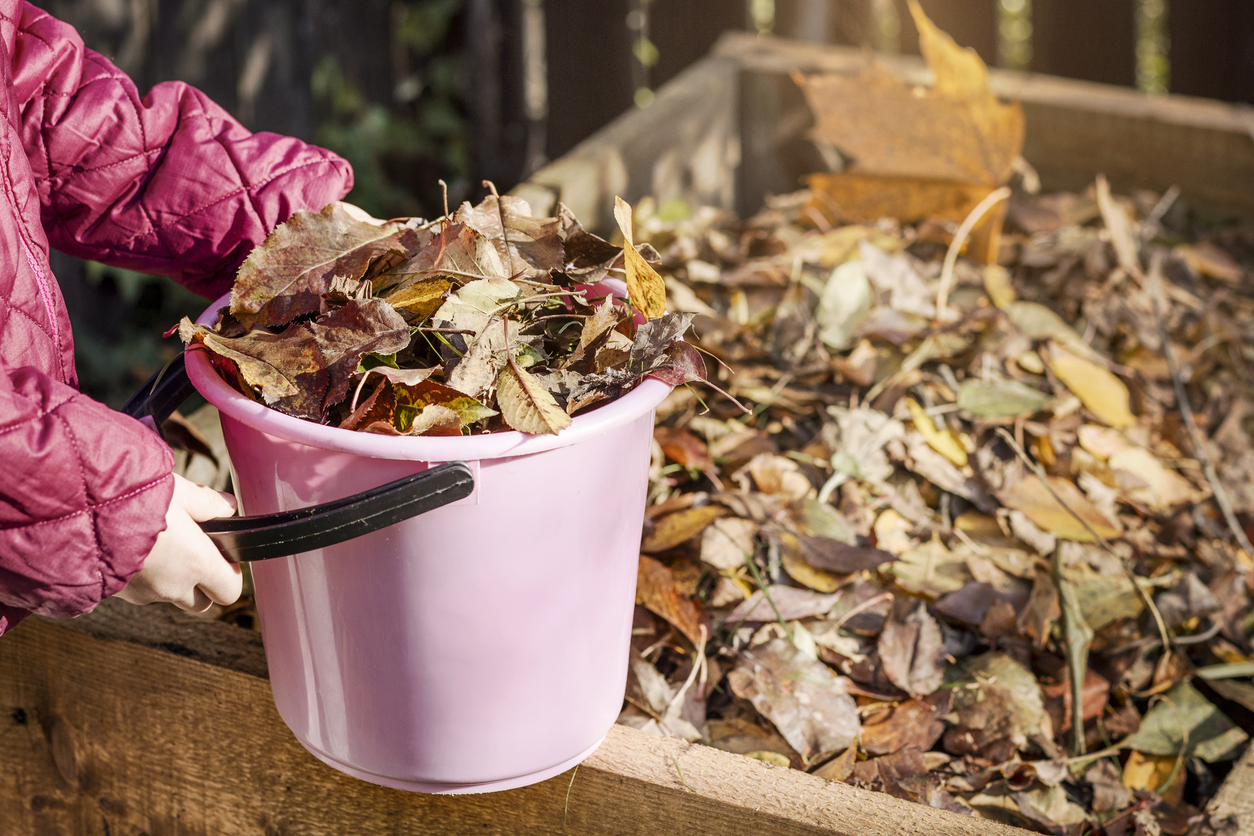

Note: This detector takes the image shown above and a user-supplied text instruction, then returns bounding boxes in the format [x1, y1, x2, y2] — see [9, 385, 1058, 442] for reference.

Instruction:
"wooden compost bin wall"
[4, 33, 1254, 836]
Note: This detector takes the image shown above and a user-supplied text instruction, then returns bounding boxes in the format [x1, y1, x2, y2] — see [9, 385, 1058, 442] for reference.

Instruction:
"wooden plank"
[1030, 0, 1136, 87]
[712, 33, 1254, 218]
[1200, 743, 1254, 834]
[1168, 0, 1254, 104]
[0, 609, 1023, 836]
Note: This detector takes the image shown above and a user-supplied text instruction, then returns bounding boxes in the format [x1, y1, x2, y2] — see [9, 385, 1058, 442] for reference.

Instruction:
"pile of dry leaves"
[615, 3, 1254, 834]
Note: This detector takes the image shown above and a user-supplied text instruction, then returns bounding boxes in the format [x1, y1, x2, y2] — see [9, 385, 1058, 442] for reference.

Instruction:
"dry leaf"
[496, 361, 571, 435]
[861, 692, 953, 755]
[891, 534, 971, 598]
[642, 505, 724, 553]
[906, 399, 967, 467]
[878, 599, 946, 698]
[700, 517, 758, 570]
[232, 203, 409, 328]
[727, 638, 860, 766]
[999, 476, 1121, 542]
[635, 555, 709, 645]
[1048, 344, 1136, 428]
[614, 197, 667, 320]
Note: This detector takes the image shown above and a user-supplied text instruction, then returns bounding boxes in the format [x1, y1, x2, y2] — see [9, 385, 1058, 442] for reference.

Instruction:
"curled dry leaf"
[232, 202, 410, 329]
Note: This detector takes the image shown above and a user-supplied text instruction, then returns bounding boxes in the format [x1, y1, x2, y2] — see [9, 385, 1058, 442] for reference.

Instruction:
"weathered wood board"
[1, 602, 1021, 836]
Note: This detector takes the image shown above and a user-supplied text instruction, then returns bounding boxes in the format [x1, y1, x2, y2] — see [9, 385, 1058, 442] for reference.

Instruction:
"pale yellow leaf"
[906, 398, 967, 467]
[495, 362, 571, 436]
[999, 476, 1121, 542]
[1048, 344, 1136, 428]
[613, 197, 667, 320]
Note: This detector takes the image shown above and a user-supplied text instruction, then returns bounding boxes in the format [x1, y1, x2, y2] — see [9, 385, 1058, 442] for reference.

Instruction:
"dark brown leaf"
[799, 536, 894, 574]
[232, 203, 410, 328]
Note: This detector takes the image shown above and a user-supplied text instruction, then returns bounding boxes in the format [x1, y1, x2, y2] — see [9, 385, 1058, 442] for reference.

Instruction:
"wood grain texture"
[0, 612, 1025, 836]
[1201, 742, 1254, 833]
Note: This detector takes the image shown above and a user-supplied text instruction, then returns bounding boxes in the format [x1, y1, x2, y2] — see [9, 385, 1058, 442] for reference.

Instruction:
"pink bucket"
[185, 294, 667, 793]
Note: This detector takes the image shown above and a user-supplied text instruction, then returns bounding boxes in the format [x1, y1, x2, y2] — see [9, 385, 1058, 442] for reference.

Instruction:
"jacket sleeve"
[0, 360, 175, 631]
[6, 1, 354, 299]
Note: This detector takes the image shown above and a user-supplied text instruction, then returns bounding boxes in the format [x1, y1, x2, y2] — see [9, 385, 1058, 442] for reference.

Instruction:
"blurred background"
[28, 0, 1253, 408]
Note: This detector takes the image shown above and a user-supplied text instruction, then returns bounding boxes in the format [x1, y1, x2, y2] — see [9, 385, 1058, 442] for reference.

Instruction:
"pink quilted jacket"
[0, 0, 352, 633]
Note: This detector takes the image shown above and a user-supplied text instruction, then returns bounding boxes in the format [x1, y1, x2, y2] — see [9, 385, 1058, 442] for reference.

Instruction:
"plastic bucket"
[185, 294, 667, 793]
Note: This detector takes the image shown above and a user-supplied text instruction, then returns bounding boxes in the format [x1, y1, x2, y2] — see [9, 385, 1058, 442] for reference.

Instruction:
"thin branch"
[936, 186, 1011, 319]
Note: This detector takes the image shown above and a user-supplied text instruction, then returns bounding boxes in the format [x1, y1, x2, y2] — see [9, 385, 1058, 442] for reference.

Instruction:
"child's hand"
[115, 474, 242, 612]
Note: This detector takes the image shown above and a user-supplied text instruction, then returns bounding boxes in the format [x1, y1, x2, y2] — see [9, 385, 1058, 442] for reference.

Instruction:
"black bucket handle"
[124, 354, 474, 562]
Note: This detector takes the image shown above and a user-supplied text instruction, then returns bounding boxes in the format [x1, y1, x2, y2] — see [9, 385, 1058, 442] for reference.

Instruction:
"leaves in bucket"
[231, 203, 416, 329]
[186, 193, 706, 435]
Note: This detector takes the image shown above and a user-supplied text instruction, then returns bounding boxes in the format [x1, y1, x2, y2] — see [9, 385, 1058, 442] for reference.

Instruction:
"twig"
[484, 180, 519, 279]
[936, 186, 1011, 319]
[561, 765, 580, 834]
[994, 428, 1173, 657]
[744, 553, 793, 643]
[1151, 296, 1254, 557]
[670, 755, 696, 793]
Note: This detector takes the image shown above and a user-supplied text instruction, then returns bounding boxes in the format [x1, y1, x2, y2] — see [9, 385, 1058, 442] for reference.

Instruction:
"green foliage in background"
[313, 0, 472, 219]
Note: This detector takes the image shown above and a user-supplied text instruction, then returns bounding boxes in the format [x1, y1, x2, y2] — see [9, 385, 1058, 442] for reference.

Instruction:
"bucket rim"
[186, 293, 673, 461]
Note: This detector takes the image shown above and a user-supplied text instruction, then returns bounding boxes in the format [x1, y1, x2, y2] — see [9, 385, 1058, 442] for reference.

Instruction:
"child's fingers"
[194, 548, 244, 607]
[172, 473, 237, 522]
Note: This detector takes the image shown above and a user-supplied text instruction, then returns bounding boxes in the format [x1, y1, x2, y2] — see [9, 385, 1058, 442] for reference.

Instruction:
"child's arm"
[6, 0, 353, 299]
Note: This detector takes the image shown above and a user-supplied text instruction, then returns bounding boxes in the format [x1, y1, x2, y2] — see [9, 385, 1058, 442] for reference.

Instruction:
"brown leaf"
[454, 194, 563, 280]
[232, 203, 409, 328]
[878, 599, 947, 698]
[796, 0, 1022, 188]
[387, 221, 507, 289]
[562, 300, 630, 374]
[181, 297, 410, 421]
[798, 535, 894, 574]
[727, 585, 842, 623]
[727, 638, 860, 766]
[805, 172, 994, 227]
[654, 426, 715, 472]
[557, 202, 623, 285]
[999, 476, 1121, 542]
[635, 555, 710, 645]
[381, 278, 452, 323]
[496, 361, 571, 435]
[861, 691, 953, 755]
